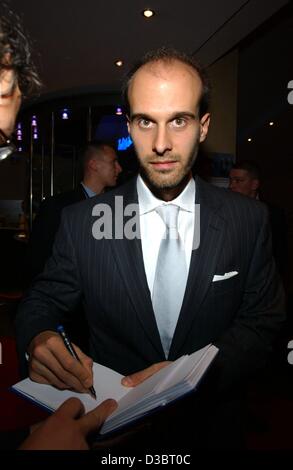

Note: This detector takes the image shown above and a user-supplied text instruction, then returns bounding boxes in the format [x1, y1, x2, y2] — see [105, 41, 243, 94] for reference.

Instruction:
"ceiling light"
[142, 9, 155, 18]
[115, 60, 123, 67]
[248, 138, 252, 142]
[269, 121, 274, 126]
[62, 108, 69, 120]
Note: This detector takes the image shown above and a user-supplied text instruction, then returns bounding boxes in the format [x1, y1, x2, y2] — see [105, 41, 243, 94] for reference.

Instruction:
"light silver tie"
[152, 204, 187, 358]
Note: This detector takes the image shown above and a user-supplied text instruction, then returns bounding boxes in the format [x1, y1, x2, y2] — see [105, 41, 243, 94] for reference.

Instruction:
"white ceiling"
[9, 0, 289, 98]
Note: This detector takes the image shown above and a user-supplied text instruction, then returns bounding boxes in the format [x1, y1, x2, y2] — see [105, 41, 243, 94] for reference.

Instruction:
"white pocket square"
[212, 271, 238, 282]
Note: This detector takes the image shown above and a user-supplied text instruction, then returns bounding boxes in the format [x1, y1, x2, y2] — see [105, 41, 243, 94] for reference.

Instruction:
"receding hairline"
[123, 51, 210, 118]
[130, 59, 203, 102]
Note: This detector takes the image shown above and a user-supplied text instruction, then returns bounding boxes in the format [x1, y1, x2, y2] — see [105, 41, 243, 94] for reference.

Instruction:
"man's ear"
[199, 113, 210, 143]
[88, 158, 98, 171]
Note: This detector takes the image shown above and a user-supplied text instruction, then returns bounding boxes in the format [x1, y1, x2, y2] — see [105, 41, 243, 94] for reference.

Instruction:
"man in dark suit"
[27, 140, 121, 351]
[28, 141, 121, 280]
[229, 159, 288, 287]
[15, 47, 285, 449]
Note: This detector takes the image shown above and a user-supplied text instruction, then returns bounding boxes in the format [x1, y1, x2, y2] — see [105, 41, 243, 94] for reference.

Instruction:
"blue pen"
[57, 325, 97, 399]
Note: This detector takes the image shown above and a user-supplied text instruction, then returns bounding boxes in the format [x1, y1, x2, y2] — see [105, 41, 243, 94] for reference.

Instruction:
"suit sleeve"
[211, 204, 286, 394]
[27, 198, 63, 281]
[15, 210, 82, 372]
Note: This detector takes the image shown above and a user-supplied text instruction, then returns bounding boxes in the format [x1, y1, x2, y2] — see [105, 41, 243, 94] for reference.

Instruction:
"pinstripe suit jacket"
[28, 183, 87, 280]
[16, 176, 285, 393]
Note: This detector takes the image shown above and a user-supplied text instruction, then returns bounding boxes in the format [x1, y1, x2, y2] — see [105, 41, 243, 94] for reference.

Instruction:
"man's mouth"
[149, 161, 178, 170]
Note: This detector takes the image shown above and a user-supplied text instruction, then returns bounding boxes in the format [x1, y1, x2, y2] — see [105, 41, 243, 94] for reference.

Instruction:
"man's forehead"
[127, 59, 203, 117]
[230, 169, 250, 179]
[132, 59, 201, 85]
[102, 146, 116, 159]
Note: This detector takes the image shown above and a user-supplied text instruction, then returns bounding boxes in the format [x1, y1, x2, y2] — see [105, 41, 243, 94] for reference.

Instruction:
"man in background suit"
[15, 47, 285, 450]
[27, 140, 121, 351]
[229, 159, 288, 287]
[28, 141, 121, 280]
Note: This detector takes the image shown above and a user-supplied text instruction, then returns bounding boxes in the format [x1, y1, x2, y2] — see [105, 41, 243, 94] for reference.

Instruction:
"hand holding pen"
[27, 329, 96, 394]
[57, 325, 97, 399]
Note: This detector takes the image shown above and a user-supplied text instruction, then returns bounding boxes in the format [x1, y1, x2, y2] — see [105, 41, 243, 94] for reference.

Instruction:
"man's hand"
[121, 361, 170, 387]
[19, 397, 117, 450]
[28, 330, 93, 393]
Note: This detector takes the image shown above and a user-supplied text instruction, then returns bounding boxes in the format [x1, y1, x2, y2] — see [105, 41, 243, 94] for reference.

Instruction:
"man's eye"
[138, 119, 153, 129]
[172, 118, 186, 128]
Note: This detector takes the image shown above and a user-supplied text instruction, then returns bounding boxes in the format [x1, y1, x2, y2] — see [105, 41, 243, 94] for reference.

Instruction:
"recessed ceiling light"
[269, 121, 274, 126]
[248, 138, 252, 142]
[142, 9, 155, 18]
[115, 60, 123, 67]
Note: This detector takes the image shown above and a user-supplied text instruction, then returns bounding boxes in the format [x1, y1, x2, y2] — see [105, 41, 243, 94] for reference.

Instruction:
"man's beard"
[138, 151, 197, 190]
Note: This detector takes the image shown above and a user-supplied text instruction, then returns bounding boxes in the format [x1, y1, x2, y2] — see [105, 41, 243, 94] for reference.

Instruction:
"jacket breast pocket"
[211, 275, 240, 296]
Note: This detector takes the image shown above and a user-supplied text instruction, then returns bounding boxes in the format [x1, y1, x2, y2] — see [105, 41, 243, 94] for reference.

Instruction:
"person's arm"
[19, 397, 117, 450]
[15, 209, 89, 388]
[210, 204, 285, 394]
[122, 205, 285, 393]
[28, 197, 63, 281]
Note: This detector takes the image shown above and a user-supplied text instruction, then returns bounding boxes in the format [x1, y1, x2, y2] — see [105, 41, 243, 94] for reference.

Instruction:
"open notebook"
[12, 343, 218, 435]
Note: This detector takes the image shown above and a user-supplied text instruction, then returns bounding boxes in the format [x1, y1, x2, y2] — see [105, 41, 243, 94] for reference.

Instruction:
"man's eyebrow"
[129, 113, 153, 122]
[129, 111, 197, 122]
[169, 112, 197, 120]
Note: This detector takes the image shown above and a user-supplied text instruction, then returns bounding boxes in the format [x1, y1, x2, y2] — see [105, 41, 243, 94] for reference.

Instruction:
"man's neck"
[82, 176, 104, 195]
[140, 172, 192, 202]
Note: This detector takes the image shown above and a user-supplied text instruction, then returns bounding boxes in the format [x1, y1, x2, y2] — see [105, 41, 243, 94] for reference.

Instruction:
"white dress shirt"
[136, 175, 196, 296]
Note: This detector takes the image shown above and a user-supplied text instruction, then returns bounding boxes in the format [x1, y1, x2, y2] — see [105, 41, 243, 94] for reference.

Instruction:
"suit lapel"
[169, 178, 227, 358]
[108, 179, 165, 358]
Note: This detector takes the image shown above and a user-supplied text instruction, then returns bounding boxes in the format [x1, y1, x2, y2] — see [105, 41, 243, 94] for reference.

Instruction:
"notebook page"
[13, 362, 129, 413]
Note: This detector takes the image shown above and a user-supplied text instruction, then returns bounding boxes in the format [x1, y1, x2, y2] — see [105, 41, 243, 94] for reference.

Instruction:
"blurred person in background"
[0, 3, 116, 450]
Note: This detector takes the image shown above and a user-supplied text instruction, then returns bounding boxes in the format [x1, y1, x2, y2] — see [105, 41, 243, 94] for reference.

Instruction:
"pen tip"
[90, 388, 97, 400]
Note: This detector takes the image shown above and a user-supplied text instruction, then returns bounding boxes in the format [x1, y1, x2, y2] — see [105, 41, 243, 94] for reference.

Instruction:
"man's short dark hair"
[0, 3, 41, 96]
[232, 160, 261, 180]
[81, 140, 116, 171]
[122, 46, 211, 118]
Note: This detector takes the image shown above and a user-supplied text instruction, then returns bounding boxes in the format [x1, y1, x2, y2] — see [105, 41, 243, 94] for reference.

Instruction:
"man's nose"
[229, 179, 235, 190]
[152, 125, 172, 155]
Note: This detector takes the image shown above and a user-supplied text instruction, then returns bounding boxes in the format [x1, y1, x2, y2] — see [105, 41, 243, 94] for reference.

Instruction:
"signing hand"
[28, 330, 93, 393]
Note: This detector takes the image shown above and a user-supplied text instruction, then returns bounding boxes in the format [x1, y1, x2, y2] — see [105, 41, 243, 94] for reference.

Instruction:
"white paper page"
[106, 354, 191, 421]
[187, 346, 219, 386]
[154, 344, 211, 393]
[13, 362, 129, 413]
